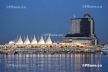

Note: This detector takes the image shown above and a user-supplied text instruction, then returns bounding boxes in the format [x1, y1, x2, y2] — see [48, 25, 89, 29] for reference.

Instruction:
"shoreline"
[0, 46, 102, 55]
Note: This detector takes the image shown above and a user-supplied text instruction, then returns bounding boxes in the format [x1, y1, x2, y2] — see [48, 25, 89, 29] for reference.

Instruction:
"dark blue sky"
[0, 0, 108, 44]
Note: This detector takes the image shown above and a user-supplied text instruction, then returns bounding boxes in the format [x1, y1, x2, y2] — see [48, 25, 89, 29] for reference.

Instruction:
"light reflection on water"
[0, 53, 106, 72]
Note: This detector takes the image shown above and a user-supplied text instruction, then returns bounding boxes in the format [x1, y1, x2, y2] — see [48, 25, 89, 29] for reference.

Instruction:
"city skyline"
[0, 0, 108, 44]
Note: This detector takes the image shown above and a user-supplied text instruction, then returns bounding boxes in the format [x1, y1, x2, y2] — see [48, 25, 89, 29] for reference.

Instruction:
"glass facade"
[80, 18, 91, 36]
[63, 13, 98, 45]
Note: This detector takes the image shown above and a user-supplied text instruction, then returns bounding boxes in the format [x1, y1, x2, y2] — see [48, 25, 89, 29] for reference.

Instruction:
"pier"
[0, 44, 102, 55]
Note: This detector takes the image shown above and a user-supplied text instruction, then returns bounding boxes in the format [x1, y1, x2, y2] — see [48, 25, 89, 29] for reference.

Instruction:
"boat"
[101, 44, 108, 54]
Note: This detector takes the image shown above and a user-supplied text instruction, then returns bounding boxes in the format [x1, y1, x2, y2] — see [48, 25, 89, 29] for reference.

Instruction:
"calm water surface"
[0, 53, 108, 72]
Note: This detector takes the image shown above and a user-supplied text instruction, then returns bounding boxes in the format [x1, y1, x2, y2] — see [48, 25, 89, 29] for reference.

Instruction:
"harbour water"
[0, 53, 108, 72]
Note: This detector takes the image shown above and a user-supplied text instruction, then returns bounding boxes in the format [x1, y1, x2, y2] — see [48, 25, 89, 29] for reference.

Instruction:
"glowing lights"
[13, 35, 53, 45]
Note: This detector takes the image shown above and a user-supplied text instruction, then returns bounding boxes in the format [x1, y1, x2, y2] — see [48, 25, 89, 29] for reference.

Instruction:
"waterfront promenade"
[0, 44, 101, 54]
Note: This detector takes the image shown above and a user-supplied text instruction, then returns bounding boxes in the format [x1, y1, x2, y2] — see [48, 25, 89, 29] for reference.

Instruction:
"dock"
[0, 44, 102, 55]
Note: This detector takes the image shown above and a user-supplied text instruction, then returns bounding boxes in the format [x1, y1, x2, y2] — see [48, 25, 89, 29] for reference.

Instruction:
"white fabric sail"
[31, 35, 37, 44]
[8, 41, 15, 45]
[24, 35, 30, 45]
[38, 36, 45, 44]
[46, 35, 52, 44]
[16, 35, 23, 45]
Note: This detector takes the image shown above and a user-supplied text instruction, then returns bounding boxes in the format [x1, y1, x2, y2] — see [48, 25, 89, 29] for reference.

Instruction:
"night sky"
[0, 0, 108, 44]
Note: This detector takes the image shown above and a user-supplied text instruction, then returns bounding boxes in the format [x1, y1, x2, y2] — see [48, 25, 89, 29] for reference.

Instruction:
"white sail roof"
[46, 35, 52, 44]
[16, 35, 23, 45]
[24, 35, 30, 45]
[8, 41, 15, 45]
[31, 35, 37, 44]
[38, 36, 45, 44]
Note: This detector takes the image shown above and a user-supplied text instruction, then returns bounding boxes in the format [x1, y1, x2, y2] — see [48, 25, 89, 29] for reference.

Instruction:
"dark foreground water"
[0, 53, 108, 72]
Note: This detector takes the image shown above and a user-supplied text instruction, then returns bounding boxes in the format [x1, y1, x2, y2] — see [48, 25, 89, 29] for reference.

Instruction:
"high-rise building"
[80, 18, 91, 36]
[80, 14, 95, 37]
[63, 13, 98, 46]
[71, 18, 81, 34]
